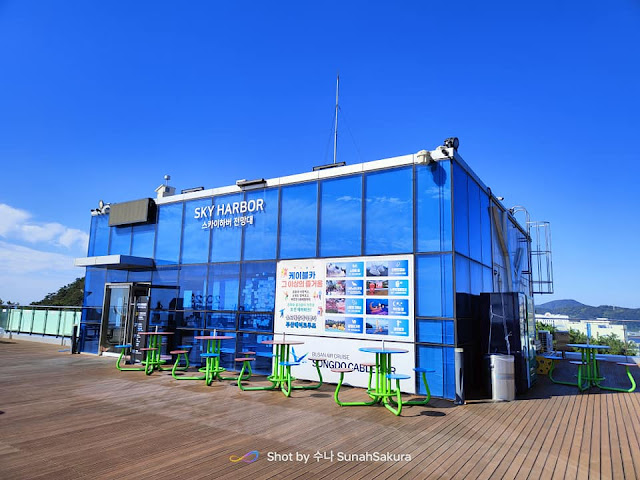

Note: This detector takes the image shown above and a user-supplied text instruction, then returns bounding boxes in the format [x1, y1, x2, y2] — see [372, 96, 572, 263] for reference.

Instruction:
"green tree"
[536, 321, 557, 334]
[594, 333, 638, 356]
[569, 329, 588, 345]
[30, 277, 85, 307]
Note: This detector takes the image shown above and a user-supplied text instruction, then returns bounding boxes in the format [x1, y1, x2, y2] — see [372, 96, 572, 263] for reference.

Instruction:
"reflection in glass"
[109, 226, 132, 255]
[84, 267, 106, 308]
[182, 199, 211, 264]
[417, 345, 443, 398]
[208, 263, 240, 310]
[206, 312, 236, 330]
[238, 313, 274, 332]
[470, 260, 483, 295]
[320, 175, 362, 257]
[416, 162, 452, 252]
[88, 215, 109, 256]
[151, 268, 179, 310]
[416, 254, 453, 318]
[106, 270, 127, 283]
[279, 182, 317, 258]
[131, 223, 155, 258]
[365, 167, 413, 255]
[240, 262, 276, 311]
[468, 179, 482, 262]
[416, 319, 443, 344]
[453, 163, 469, 256]
[237, 332, 274, 375]
[211, 193, 243, 262]
[455, 255, 470, 294]
[178, 265, 208, 310]
[155, 203, 183, 265]
[244, 188, 279, 260]
[480, 192, 492, 266]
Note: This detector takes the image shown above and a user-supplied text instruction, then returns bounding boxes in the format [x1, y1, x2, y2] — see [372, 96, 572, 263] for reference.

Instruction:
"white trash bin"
[486, 354, 515, 401]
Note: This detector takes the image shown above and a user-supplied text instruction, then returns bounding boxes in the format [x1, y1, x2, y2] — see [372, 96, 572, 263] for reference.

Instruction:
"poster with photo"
[275, 254, 414, 342]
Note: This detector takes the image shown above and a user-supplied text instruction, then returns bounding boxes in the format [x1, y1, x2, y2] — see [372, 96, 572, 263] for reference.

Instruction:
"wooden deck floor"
[1, 340, 639, 479]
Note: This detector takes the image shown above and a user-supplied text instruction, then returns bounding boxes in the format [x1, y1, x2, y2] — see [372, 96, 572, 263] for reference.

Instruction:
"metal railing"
[0, 305, 82, 344]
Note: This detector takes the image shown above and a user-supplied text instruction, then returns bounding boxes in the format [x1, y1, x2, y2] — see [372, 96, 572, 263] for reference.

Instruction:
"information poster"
[275, 255, 414, 342]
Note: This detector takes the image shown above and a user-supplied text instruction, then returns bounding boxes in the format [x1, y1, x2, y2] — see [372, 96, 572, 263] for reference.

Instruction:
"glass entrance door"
[100, 284, 131, 354]
[99, 283, 151, 355]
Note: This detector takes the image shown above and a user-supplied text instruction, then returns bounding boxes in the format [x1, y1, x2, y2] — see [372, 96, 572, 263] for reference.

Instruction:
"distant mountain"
[536, 299, 640, 321]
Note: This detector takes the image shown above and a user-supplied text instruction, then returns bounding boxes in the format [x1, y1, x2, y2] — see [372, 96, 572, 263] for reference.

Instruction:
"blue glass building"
[76, 142, 533, 400]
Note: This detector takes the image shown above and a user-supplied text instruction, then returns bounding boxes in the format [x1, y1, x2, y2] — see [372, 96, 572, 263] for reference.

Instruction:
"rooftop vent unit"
[236, 178, 267, 189]
[181, 186, 204, 194]
[312, 161, 346, 171]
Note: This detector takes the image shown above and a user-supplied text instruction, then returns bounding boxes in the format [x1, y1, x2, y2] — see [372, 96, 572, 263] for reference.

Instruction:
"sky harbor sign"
[194, 198, 265, 229]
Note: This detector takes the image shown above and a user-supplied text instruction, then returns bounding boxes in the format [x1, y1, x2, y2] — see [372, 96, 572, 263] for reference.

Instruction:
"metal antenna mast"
[333, 73, 339, 164]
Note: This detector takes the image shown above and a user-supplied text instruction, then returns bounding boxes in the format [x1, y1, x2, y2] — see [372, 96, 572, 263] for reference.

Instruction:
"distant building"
[536, 312, 627, 342]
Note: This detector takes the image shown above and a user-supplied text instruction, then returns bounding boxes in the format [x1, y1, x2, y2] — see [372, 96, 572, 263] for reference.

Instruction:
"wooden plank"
[463, 396, 542, 480]
[1, 340, 640, 480]
[611, 391, 636, 479]
[525, 394, 571, 480]
[618, 391, 640, 479]
[511, 394, 569, 479]
[551, 390, 585, 480]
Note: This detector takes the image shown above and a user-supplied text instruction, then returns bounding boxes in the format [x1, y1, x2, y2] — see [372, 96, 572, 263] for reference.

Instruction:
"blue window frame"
[155, 203, 183, 265]
[109, 226, 131, 255]
[416, 162, 452, 252]
[453, 163, 469, 256]
[365, 167, 413, 255]
[319, 175, 362, 257]
[131, 223, 155, 258]
[243, 188, 279, 261]
[468, 179, 482, 262]
[480, 191, 492, 267]
[415, 320, 455, 346]
[471, 260, 483, 295]
[455, 255, 470, 294]
[210, 193, 243, 262]
[279, 182, 318, 259]
[181, 200, 211, 264]
[106, 270, 127, 283]
[416, 254, 453, 318]
[83, 267, 106, 308]
[127, 270, 152, 283]
[417, 345, 444, 398]
[88, 215, 109, 256]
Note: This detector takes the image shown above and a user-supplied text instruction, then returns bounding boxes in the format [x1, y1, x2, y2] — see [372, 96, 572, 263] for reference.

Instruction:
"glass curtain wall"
[80, 163, 459, 396]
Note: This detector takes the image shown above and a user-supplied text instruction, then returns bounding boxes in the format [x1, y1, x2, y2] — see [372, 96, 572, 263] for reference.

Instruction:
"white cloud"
[0, 203, 89, 251]
[0, 240, 81, 304]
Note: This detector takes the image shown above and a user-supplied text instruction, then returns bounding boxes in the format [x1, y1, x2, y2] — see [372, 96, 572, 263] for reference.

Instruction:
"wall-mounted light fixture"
[444, 137, 460, 150]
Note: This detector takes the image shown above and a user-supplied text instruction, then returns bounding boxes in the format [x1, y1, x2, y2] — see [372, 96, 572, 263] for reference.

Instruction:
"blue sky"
[0, 1, 638, 307]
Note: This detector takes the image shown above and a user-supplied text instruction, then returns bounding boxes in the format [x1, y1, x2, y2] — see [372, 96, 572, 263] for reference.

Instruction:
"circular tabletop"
[194, 335, 234, 340]
[567, 344, 609, 349]
[139, 332, 174, 335]
[261, 340, 305, 346]
[359, 347, 409, 354]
